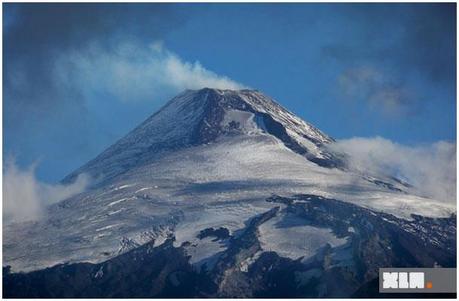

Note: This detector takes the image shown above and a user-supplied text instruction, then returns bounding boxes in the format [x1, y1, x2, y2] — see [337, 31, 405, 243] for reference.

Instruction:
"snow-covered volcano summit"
[64, 88, 338, 185]
[4, 89, 455, 285]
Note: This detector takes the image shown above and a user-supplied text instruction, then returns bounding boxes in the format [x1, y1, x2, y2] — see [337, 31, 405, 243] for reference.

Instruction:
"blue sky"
[4, 3, 456, 182]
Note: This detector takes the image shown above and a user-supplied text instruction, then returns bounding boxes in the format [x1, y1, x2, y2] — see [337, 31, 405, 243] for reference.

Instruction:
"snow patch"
[258, 213, 347, 260]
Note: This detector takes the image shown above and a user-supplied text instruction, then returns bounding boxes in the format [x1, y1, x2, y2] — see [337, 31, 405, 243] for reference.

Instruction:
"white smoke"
[52, 40, 245, 104]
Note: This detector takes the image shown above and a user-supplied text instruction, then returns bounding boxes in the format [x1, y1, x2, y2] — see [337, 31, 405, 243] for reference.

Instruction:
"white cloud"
[3, 159, 89, 224]
[52, 40, 245, 104]
[328, 137, 456, 203]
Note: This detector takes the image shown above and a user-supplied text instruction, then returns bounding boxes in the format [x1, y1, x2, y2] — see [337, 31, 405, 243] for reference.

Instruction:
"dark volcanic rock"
[197, 227, 230, 241]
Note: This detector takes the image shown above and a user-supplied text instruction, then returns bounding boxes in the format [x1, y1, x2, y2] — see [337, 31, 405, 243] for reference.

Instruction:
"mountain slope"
[3, 88, 456, 297]
[63, 88, 337, 185]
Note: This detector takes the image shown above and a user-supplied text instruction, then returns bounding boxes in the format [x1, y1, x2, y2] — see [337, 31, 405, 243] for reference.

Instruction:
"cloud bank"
[329, 137, 456, 203]
[3, 160, 89, 224]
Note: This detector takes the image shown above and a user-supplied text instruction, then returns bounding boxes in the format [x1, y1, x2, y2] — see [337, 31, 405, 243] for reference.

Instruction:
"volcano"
[3, 88, 456, 298]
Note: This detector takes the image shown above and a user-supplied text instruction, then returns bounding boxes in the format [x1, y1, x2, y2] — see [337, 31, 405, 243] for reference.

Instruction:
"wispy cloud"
[3, 159, 89, 224]
[323, 4, 455, 119]
[322, 4, 455, 87]
[338, 66, 414, 116]
[328, 137, 456, 203]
